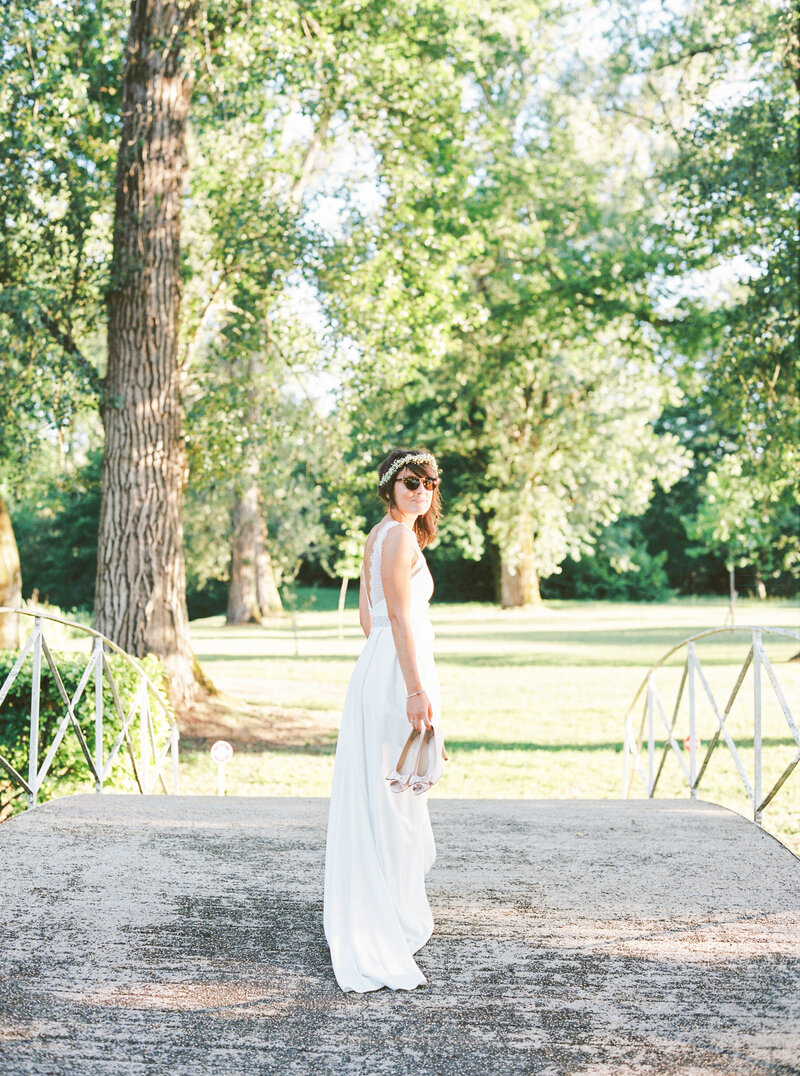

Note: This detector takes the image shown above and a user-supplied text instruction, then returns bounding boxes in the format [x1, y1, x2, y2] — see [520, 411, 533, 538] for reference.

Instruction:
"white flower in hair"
[378, 453, 438, 488]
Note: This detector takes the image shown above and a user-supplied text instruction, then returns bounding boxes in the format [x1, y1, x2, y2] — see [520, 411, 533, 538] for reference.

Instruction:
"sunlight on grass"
[184, 596, 800, 855]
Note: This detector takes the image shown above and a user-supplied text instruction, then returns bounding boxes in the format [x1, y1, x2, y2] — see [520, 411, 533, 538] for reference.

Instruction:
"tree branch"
[31, 310, 102, 395]
[180, 264, 235, 370]
[290, 90, 343, 208]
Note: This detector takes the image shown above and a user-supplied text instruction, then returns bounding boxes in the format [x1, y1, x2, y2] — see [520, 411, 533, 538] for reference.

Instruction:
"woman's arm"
[382, 526, 433, 731]
[358, 568, 372, 638]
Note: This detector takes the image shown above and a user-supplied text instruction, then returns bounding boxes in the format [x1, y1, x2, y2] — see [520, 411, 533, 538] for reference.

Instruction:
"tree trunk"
[226, 484, 282, 623]
[500, 554, 543, 607]
[94, 0, 198, 708]
[754, 569, 767, 600]
[227, 484, 261, 624]
[337, 576, 349, 640]
[254, 510, 283, 614]
[500, 516, 543, 607]
[0, 499, 21, 647]
[225, 340, 282, 624]
[495, 502, 546, 608]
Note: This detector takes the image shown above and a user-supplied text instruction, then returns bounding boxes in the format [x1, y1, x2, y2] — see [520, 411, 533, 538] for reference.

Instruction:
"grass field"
[175, 593, 800, 857]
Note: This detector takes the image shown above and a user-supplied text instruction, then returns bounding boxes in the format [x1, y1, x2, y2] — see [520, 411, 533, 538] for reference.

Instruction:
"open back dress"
[323, 515, 441, 993]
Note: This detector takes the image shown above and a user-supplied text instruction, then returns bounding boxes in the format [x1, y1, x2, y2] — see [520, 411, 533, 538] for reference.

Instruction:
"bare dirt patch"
[177, 691, 337, 752]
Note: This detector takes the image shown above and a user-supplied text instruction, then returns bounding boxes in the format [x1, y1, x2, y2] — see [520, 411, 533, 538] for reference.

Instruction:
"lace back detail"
[368, 518, 403, 610]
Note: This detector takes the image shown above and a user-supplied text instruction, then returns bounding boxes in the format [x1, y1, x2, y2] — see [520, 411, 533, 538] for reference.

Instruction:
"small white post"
[210, 740, 233, 796]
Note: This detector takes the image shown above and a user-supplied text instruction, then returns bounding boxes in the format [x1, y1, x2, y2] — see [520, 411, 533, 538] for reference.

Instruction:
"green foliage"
[2, 0, 794, 612]
[638, 482, 727, 596]
[686, 453, 800, 578]
[12, 449, 102, 611]
[0, 647, 172, 818]
[424, 537, 497, 604]
[609, 0, 800, 508]
[185, 373, 341, 593]
[543, 523, 674, 602]
[179, 0, 498, 601]
[321, 6, 691, 589]
[0, 0, 122, 462]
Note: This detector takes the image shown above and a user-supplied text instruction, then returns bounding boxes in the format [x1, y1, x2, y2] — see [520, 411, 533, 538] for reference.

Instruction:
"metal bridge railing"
[622, 626, 800, 825]
[0, 607, 179, 810]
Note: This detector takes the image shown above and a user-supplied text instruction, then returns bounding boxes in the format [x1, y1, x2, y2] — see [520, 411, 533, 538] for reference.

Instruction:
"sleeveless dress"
[323, 515, 442, 993]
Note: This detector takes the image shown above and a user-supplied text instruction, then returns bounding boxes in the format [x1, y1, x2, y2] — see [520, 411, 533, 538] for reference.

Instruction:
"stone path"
[1, 794, 798, 1075]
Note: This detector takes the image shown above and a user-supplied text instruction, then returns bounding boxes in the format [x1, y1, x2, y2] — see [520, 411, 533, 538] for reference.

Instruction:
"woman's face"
[393, 466, 435, 516]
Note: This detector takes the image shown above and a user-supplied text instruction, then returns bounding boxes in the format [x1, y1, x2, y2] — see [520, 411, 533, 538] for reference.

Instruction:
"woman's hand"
[406, 691, 433, 731]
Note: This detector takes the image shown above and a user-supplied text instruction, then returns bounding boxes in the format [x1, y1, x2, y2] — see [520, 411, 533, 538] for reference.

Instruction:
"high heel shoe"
[386, 728, 423, 793]
[410, 724, 447, 795]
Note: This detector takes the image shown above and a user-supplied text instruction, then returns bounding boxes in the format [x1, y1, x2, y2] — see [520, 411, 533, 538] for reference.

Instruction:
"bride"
[324, 448, 446, 993]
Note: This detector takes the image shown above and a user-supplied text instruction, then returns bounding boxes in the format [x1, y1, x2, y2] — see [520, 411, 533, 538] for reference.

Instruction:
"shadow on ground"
[1, 796, 798, 1075]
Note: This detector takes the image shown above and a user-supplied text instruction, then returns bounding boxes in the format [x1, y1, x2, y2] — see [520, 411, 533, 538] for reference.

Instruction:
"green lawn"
[177, 594, 800, 856]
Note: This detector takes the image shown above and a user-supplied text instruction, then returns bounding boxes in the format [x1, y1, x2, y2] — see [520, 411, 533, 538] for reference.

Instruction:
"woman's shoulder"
[382, 520, 420, 561]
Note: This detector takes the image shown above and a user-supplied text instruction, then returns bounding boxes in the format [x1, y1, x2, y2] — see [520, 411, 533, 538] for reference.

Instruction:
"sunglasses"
[396, 475, 439, 492]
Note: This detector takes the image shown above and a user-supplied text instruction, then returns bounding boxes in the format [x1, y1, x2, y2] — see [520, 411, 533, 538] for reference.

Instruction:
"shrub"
[13, 450, 102, 613]
[0, 646, 174, 820]
[543, 532, 675, 602]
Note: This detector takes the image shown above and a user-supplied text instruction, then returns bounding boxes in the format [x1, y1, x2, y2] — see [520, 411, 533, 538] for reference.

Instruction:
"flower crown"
[378, 453, 438, 488]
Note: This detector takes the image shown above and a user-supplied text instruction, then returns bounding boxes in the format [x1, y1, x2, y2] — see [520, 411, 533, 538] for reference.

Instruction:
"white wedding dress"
[324, 515, 441, 993]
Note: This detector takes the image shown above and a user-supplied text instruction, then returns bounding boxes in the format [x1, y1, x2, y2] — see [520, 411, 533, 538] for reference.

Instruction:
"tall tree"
[0, 2, 123, 640]
[686, 451, 800, 596]
[185, 299, 341, 613]
[322, 7, 688, 604]
[180, 0, 492, 619]
[94, 0, 198, 705]
[609, 0, 800, 521]
[0, 1, 120, 401]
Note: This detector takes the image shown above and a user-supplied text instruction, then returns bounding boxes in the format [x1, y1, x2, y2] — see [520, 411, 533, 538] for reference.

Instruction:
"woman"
[324, 448, 446, 993]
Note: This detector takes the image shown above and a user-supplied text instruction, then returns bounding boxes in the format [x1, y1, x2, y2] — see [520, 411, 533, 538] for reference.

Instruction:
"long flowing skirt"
[323, 616, 440, 993]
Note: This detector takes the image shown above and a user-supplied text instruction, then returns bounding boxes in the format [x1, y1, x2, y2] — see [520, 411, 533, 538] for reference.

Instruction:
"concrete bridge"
[1, 794, 798, 1075]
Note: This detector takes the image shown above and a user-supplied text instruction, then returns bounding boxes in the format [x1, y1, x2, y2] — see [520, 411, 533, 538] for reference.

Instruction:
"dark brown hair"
[377, 448, 442, 550]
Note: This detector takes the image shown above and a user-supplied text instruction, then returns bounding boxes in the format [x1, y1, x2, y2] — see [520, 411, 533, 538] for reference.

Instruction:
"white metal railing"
[0, 607, 179, 810]
[622, 626, 800, 824]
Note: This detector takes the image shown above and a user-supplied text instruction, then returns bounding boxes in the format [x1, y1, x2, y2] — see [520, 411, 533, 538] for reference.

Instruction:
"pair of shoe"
[386, 724, 447, 795]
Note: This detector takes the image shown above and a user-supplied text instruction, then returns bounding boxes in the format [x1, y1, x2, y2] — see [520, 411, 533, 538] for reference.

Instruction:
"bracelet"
[406, 690, 425, 699]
